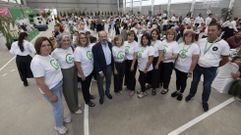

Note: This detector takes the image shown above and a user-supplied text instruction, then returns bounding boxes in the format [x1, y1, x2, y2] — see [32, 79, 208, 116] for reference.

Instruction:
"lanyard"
[204, 38, 218, 55]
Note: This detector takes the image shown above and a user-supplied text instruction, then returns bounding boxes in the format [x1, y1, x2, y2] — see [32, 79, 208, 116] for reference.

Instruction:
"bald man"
[92, 31, 114, 104]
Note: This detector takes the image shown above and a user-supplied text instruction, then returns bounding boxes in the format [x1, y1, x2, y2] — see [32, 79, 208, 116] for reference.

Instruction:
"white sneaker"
[64, 115, 72, 123]
[54, 126, 68, 135]
[75, 108, 82, 114]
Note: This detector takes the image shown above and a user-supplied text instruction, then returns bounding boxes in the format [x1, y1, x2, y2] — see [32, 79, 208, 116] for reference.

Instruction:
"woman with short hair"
[52, 33, 82, 114]
[30, 37, 68, 135]
[74, 32, 95, 107]
[136, 33, 154, 98]
[160, 28, 179, 94]
[171, 30, 200, 101]
[124, 30, 138, 96]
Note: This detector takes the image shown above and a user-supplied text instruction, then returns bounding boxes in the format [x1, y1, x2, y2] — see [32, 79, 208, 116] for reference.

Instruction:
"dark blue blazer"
[92, 41, 114, 74]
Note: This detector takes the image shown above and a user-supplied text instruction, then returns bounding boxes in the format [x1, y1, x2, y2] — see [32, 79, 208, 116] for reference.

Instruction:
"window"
[0, 0, 22, 4]
[124, 0, 220, 7]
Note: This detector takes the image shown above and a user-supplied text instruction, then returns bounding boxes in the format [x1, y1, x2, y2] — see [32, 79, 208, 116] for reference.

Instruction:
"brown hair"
[127, 30, 138, 42]
[112, 36, 124, 46]
[34, 37, 52, 54]
[151, 28, 160, 40]
[78, 32, 89, 47]
[208, 20, 221, 30]
[183, 30, 196, 44]
[140, 33, 151, 46]
[231, 56, 241, 62]
[166, 28, 177, 41]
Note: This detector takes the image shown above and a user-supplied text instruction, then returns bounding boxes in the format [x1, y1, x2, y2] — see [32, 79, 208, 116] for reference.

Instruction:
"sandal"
[161, 89, 169, 94]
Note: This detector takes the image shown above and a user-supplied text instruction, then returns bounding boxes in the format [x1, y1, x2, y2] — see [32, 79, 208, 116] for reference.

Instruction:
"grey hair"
[56, 33, 70, 48]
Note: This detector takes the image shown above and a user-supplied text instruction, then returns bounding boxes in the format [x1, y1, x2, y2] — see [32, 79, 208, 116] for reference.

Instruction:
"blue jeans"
[188, 65, 217, 103]
[43, 80, 64, 128]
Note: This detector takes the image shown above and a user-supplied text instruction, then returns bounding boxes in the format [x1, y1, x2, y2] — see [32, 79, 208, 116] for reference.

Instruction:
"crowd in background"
[9, 12, 241, 135]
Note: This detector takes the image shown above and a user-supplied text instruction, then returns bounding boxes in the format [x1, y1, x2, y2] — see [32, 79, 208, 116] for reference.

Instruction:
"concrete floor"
[0, 24, 241, 135]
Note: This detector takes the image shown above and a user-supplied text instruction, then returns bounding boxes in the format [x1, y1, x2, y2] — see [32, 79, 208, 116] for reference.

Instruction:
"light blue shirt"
[101, 43, 112, 65]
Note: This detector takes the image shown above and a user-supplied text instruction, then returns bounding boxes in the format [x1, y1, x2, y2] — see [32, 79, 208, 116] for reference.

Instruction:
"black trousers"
[114, 62, 125, 92]
[80, 73, 93, 103]
[124, 60, 137, 91]
[175, 68, 188, 93]
[160, 62, 174, 89]
[139, 70, 152, 92]
[147, 57, 159, 89]
[16, 55, 33, 83]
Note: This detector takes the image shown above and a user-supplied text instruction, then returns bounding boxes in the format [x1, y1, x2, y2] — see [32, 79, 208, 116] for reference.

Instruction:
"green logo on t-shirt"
[65, 54, 74, 64]
[117, 51, 125, 60]
[86, 51, 92, 60]
[163, 44, 168, 53]
[50, 59, 60, 70]
[179, 49, 188, 59]
[151, 41, 156, 46]
[125, 45, 131, 54]
[137, 48, 145, 58]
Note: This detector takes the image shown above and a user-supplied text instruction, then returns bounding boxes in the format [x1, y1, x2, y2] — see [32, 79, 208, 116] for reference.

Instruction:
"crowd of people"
[9, 12, 241, 134]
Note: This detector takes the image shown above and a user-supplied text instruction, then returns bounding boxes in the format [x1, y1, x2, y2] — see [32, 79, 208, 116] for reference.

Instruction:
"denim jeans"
[188, 65, 217, 103]
[43, 80, 64, 128]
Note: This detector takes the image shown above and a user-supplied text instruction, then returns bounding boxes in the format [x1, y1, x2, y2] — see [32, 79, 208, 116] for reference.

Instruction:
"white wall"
[26, 0, 118, 12]
[123, 0, 231, 18]
[232, 0, 241, 18]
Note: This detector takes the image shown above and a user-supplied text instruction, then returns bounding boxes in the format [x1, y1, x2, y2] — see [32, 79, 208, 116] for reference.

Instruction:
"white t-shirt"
[212, 62, 239, 93]
[151, 40, 163, 57]
[51, 47, 75, 69]
[10, 40, 36, 56]
[137, 46, 155, 72]
[162, 40, 179, 63]
[124, 41, 139, 60]
[30, 55, 63, 92]
[198, 38, 230, 68]
[205, 17, 212, 26]
[194, 16, 204, 25]
[183, 17, 191, 25]
[175, 42, 200, 73]
[112, 45, 125, 63]
[74, 45, 94, 77]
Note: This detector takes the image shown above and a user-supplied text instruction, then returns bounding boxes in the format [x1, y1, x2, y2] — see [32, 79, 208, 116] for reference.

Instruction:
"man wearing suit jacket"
[92, 31, 114, 104]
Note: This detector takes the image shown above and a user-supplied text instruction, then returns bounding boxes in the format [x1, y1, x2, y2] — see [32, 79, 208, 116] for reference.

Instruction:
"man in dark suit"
[92, 31, 114, 104]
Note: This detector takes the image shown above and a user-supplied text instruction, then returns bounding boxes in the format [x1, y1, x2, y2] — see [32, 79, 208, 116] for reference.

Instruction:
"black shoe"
[202, 103, 209, 112]
[99, 98, 104, 104]
[106, 94, 112, 99]
[185, 95, 193, 102]
[171, 91, 179, 97]
[87, 101, 95, 107]
[89, 94, 95, 100]
[145, 84, 152, 90]
[152, 89, 156, 96]
[23, 81, 29, 87]
[177, 94, 183, 101]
